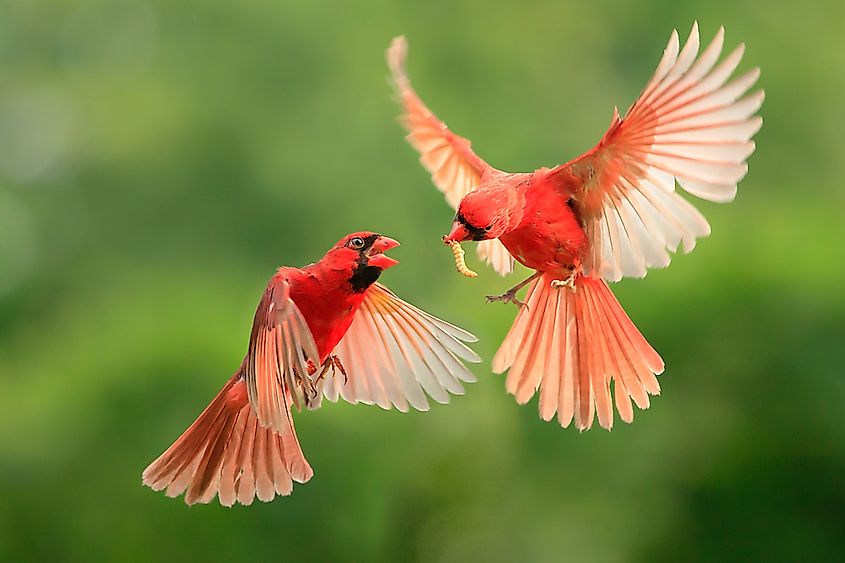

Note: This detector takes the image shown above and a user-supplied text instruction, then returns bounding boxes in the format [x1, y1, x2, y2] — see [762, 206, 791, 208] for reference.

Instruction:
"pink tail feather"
[492, 273, 664, 430]
[142, 376, 313, 506]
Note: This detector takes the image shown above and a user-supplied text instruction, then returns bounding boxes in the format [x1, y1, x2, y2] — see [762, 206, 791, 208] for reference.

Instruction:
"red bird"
[143, 232, 479, 506]
[388, 24, 763, 430]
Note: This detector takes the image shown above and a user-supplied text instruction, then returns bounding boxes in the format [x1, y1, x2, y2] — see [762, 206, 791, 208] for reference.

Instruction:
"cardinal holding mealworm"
[390, 24, 763, 430]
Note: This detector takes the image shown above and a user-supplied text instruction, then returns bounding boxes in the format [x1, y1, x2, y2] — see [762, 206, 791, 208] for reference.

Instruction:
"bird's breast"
[289, 280, 365, 361]
[499, 183, 589, 274]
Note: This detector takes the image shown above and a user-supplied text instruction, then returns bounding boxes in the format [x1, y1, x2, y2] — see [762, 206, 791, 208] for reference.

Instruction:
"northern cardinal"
[143, 232, 479, 506]
[388, 24, 763, 430]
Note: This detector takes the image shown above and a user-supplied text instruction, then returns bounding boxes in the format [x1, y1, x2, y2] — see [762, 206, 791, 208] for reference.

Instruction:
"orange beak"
[444, 222, 471, 244]
[367, 236, 400, 269]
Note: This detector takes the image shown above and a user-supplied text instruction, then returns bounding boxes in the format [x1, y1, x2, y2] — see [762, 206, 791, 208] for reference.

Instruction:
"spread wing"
[557, 23, 763, 281]
[323, 283, 480, 412]
[244, 274, 320, 435]
[388, 36, 515, 276]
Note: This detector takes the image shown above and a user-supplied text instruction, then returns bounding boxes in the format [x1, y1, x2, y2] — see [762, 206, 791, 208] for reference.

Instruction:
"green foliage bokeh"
[1, 1, 843, 561]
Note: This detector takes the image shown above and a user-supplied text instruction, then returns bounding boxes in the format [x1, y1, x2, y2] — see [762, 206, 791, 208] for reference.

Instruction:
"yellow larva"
[444, 238, 478, 278]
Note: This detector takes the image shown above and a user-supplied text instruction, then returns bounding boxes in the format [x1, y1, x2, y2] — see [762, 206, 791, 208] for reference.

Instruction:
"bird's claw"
[304, 386, 320, 409]
[313, 355, 348, 385]
[330, 355, 348, 385]
[295, 368, 321, 409]
[486, 291, 527, 309]
[550, 279, 576, 292]
[550, 269, 578, 293]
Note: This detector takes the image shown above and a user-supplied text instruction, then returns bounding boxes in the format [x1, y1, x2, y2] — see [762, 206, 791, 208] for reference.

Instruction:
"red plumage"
[389, 24, 763, 430]
[143, 232, 480, 505]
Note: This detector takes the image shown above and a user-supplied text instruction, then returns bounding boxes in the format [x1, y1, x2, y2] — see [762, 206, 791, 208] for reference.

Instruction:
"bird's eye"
[484, 225, 493, 232]
[348, 237, 365, 249]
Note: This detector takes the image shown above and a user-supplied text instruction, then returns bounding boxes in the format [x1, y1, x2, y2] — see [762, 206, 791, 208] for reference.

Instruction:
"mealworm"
[444, 238, 478, 278]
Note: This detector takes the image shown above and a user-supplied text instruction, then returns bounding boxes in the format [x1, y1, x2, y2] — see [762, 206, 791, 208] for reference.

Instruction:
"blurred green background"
[2, 0, 843, 561]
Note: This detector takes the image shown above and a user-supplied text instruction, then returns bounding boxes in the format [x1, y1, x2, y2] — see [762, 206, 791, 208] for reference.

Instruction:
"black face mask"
[456, 212, 490, 241]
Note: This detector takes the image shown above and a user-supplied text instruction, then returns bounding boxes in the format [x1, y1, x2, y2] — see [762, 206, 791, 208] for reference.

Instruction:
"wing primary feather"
[564, 25, 761, 280]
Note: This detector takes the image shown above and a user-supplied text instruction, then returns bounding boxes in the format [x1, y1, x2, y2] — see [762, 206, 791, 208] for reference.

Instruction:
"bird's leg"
[294, 365, 321, 408]
[300, 357, 322, 402]
[486, 272, 542, 308]
[313, 355, 348, 385]
[330, 355, 348, 385]
[312, 360, 332, 384]
[550, 265, 579, 292]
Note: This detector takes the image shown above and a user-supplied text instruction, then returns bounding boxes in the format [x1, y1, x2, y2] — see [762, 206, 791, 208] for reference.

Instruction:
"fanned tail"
[142, 375, 313, 506]
[491, 273, 664, 430]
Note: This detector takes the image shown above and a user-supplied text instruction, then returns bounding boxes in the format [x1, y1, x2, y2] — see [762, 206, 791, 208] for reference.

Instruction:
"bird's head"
[444, 187, 517, 243]
[325, 232, 400, 292]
